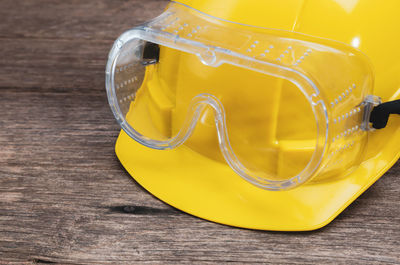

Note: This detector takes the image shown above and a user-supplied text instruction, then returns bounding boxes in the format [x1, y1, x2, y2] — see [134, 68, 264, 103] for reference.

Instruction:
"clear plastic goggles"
[106, 2, 379, 190]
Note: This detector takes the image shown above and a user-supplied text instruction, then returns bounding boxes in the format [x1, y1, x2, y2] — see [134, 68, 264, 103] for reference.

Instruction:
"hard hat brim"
[115, 124, 400, 230]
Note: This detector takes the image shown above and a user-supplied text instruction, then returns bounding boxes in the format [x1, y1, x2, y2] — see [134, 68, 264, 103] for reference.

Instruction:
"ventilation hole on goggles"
[269, 45, 274, 49]
[334, 141, 356, 152]
[332, 84, 356, 107]
[264, 49, 270, 53]
[248, 41, 258, 52]
[334, 106, 361, 123]
[162, 17, 180, 30]
[334, 126, 362, 140]
[173, 24, 185, 34]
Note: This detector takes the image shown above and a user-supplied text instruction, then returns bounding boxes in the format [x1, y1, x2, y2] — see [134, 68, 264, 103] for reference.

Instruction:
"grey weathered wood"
[0, 1, 399, 264]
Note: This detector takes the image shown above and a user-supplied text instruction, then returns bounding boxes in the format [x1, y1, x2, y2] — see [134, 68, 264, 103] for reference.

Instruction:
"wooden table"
[1, 1, 399, 264]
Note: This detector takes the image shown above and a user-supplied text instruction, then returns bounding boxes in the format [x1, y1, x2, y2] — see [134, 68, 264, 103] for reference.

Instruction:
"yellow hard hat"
[105, 0, 400, 230]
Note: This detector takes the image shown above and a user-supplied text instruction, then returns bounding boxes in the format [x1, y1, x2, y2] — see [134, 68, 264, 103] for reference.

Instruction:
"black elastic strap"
[142, 42, 160, 65]
[370, 99, 400, 129]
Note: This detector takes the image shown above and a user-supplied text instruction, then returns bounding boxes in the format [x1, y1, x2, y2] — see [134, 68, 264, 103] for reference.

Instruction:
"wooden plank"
[0, 0, 168, 41]
[0, 0, 399, 264]
[0, 0, 168, 91]
[0, 39, 109, 90]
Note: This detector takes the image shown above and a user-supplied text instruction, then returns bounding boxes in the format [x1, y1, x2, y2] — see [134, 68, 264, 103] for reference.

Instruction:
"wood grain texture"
[0, 1, 399, 264]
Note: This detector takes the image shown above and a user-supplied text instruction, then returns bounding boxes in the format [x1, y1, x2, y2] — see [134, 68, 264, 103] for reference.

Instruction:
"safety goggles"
[105, 2, 380, 190]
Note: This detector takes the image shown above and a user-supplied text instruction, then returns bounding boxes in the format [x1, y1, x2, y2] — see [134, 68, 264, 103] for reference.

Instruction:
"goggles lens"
[106, 2, 376, 190]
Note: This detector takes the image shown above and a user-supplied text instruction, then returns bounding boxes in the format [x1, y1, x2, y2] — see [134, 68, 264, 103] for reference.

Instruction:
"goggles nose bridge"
[165, 92, 291, 190]
[165, 92, 226, 149]
[171, 92, 304, 191]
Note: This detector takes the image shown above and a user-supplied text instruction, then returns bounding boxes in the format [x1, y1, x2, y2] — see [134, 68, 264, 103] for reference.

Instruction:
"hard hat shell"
[114, 0, 400, 230]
